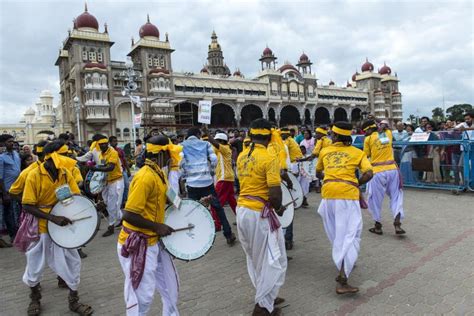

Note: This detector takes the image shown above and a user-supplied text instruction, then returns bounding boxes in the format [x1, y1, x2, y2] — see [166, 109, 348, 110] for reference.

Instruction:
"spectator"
[392, 122, 409, 141]
[109, 136, 131, 208]
[134, 139, 143, 158]
[20, 153, 34, 171]
[415, 116, 430, 133]
[299, 129, 315, 153]
[294, 127, 305, 144]
[425, 122, 442, 183]
[22, 145, 38, 162]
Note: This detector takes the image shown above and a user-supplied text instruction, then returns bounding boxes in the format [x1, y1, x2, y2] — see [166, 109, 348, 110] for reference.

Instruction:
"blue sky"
[0, 0, 472, 123]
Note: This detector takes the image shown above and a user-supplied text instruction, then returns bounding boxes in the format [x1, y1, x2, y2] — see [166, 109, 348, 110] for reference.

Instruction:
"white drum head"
[278, 184, 295, 228]
[286, 173, 304, 209]
[87, 171, 107, 195]
[162, 199, 216, 261]
[48, 195, 99, 249]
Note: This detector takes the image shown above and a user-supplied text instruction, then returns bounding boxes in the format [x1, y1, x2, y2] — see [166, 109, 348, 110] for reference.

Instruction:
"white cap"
[214, 133, 228, 141]
[380, 119, 389, 125]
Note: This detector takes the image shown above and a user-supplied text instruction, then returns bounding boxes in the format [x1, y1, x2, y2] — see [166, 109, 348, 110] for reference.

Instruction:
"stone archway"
[314, 107, 331, 125]
[211, 103, 236, 128]
[304, 109, 312, 126]
[334, 107, 348, 122]
[280, 105, 301, 127]
[351, 108, 362, 122]
[240, 104, 263, 127]
[174, 102, 199, 126]
[268, 108, 276, 124]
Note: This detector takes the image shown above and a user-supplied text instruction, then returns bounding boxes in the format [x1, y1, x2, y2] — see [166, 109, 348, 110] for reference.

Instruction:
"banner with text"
[134, 113, 142, 128]
[198, 100, 212, 124]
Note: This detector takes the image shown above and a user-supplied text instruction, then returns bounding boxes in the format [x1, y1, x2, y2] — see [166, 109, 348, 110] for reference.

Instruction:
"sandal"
[274, 297, 285, 305]
[336, 276, 359, 295]
[368, 222, 383, 235]
[69, 291, 93, 315]
[27, 284, 42, 316]
[394, 222, 406, 235]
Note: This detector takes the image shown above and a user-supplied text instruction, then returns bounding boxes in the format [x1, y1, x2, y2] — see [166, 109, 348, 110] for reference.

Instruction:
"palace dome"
[352, 71, 360, 81]
[74, 5, 99, 31]
[262, 47, 273, 56]
[139, 16, 159, 39]
[329, 80, 335, 86]
[361, 58, 374, 72]
[379, 62, 392, 75]
[299, 53, 309, 62]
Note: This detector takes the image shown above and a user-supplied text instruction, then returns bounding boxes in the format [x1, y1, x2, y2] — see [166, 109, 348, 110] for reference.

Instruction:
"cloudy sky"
[0, 0, 472, 123]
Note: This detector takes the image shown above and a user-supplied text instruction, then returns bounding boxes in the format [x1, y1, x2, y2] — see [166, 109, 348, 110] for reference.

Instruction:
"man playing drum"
[117, 135, 179, 316]
[236, 118, 287, 316]
[316, 122, 373, 294]
[362, 120, 406, 235]
[88, 134, 124, 237]
[20, 140, 93, 315]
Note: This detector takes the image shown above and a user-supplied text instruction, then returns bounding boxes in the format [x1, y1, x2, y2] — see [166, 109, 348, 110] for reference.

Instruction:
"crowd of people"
[0, 111, 472, 316]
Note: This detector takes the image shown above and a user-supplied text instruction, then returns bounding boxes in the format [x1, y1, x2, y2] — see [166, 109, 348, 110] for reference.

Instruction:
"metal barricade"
[351, 131, 474, 192]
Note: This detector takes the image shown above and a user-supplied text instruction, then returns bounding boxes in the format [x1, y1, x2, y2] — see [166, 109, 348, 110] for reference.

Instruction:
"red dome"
[278, 63, 300, 73]
[139, 21, 159, 38]
[329, 80, 335, 86]
[74, 5, 99, 30]
[262, 47, 273, 56]
[200, 67, 209, 73]
[346, 81, 352, 87]
[233, 69, 242, 77]
[299, 53, 309, 62]
[352, 71, 360, 81]
[379, 63, 392, 75]
[361, 58, 374, 72]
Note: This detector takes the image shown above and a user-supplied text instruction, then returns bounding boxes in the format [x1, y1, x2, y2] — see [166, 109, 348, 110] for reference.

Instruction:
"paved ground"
[1, 188, 473, 315]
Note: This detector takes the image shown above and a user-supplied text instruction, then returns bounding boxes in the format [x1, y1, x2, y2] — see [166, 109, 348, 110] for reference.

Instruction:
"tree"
[407, 114, 417, 124]
[446, 104, 472, 121]
[431, 107, 445, 123]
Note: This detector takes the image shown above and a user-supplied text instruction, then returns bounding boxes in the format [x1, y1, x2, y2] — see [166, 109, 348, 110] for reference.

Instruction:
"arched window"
[123, 128, 130, 138]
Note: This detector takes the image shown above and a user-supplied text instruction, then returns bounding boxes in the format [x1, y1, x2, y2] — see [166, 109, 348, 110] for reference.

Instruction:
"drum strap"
[241, 195, 281, 232]
[323, 179, 368, 209]
[121, 227, 152, 290]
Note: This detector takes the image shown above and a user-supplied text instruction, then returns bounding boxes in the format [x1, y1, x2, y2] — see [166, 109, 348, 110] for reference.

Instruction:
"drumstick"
[71, 215, 92, 223]
[282, 198, 298, 208]
[173, 224, 195, 232]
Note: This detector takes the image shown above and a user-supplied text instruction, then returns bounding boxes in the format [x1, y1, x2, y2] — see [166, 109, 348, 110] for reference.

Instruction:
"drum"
[285, 173, 304, 209]
[47, 195, 99, 249]
[162, 199, 216, 261]
[84, 171, 107, 196]
[278, 184, 295, 228]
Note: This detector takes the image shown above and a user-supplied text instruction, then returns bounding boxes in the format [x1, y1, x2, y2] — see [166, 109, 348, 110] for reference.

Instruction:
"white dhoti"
[23, 233, 81, 290]
[168, 170, 181, 195]
[117, 242, 180, 316]
[298, 175, 311, 196]
[236, 206, 287, 313]
[366, 169, 405, 222]
[102, 178, 125, 226]
[317, 199, 362, 277]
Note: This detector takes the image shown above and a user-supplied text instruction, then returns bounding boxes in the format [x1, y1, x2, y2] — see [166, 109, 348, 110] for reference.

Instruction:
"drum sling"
[323, 179, 368, 209]
[120, 227, 156, 290]
[241, 196, 281, 232]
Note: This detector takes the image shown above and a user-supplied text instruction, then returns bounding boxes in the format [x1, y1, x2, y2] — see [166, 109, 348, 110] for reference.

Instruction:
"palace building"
[52, 5, 402, 143]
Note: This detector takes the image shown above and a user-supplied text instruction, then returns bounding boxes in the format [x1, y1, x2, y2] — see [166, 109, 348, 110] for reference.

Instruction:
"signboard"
[198, 100, 212, 124]
[133, 113, 142, 128]
[409, 132, 430, 142]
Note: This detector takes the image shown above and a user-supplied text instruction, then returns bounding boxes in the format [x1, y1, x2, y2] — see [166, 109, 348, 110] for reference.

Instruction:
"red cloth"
[215, 181, 237, 214]
[210, 206, 221, 230]
[13, 211, 39, 253]
[120, 227, 151, 290]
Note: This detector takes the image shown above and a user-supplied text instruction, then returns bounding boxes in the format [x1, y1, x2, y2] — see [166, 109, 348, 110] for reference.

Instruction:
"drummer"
[236, 118, 287, 316]
[117, 135, 179, 316]
[20, 140, 93, 315]
[87, 135, 124, 237]
[316, 122, 373, 294]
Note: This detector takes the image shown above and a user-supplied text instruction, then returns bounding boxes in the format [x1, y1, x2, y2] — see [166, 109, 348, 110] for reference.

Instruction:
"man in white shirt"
[392, 122, 409, 141]
[415, 116, 430, 133]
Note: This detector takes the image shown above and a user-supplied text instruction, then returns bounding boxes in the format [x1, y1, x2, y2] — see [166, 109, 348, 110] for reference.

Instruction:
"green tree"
[446, 104, 472, 121]
[431, 107, 445, 122]
[407, 114, 417, 124]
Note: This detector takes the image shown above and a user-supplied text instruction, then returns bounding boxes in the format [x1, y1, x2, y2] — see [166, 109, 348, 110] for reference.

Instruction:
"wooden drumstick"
[173, 224, 195, 232]
[282, 198, 298, 208]
[71, 215, 93, 223]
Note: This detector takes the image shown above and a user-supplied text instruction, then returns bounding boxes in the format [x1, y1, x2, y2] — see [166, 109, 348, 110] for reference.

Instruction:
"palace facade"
[49, 5, 402, 143]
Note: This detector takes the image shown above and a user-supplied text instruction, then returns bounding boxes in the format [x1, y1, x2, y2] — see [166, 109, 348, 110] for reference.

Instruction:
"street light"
[119, 56, 142, 146]
[73, 96, 82, 145]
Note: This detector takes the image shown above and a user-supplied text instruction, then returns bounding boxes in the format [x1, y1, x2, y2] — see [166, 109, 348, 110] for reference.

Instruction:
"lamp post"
[73, 96, 82, 145]
[120, 57, 142, 146]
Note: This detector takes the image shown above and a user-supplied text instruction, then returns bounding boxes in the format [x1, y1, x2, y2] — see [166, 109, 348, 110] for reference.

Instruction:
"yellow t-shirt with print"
[215, 144, 234, 182]
[9, 161, 41, 195]
[22, 164, 80, 234]
[268, 142, 288, 170]
[118, 165, 168, 246]
[312, 136, 332, 157]
[363, 129, 397, 174]
[317, 142, 372, 200]
[99, 147, 123, 183]
[237, 144, 281, 211]
[285, 137, 303, 162]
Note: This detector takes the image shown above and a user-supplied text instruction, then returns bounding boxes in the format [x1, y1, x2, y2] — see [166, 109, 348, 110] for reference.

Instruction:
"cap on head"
[214, 133, 228, 142]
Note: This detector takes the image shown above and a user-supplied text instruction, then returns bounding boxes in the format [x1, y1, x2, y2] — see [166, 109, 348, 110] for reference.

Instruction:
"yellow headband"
[90, 138, 108, 152]
[45, 151, 77, 170]
[36, 146, 44, 153]
[332, 126, 352, 136]
[57, 144, 69, 154]
[250, 128, 271, 136]
[315, 127, 328, 135]
[280, 130, 290, 135]
[363, 124, 377, 131]
[147, 143, 170, 154]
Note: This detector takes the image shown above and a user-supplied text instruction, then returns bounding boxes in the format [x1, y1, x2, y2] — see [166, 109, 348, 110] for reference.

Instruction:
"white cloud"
[0, 0, 472, 123]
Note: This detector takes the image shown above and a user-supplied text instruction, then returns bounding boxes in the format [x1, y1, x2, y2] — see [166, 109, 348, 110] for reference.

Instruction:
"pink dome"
[262, 47, 273, 56]
[299, 53, 309, 62]
[379, 62, 392, 75]
[361, 58, 374, 72]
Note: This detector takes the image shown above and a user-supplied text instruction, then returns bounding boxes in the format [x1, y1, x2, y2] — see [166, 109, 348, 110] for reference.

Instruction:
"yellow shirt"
[285, 137, 303, 162]
[317, 142, 372, 200]
[237, 144, 281, 211]
[215, 144, 234, 182]
[22, 164, 80, 233]
[363, 129, 397, 174]
[9, 161, 41, 195]
[100, 147, 123, 183]
[118, 165, 168, 246]
[312, 136, 332, 157]
[169, 144, 183, 171]
[72, 166, 83, 184]
[268, 142, 288, 170]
